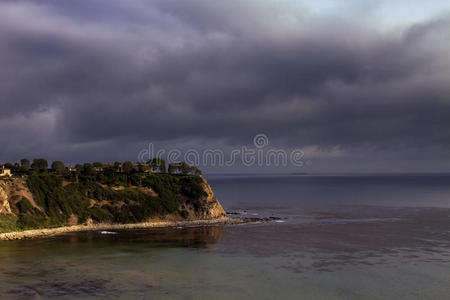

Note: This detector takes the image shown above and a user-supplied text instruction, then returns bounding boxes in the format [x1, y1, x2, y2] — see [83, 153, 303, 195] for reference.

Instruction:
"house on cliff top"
[0, 166, 12, 177]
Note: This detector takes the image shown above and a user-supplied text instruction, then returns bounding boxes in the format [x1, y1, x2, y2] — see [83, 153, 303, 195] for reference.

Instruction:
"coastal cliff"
[0, 174, 227, 235]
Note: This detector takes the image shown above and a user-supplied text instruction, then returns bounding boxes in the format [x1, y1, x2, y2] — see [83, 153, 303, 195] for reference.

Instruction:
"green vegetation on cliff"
[0, 173, 209, 233]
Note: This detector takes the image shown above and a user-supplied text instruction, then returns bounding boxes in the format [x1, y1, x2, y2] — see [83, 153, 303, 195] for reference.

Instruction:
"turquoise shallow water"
[1, 174, 449, 299]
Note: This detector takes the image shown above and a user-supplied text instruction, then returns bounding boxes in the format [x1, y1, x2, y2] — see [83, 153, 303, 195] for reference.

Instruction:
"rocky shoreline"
[0, 217, 255, 241]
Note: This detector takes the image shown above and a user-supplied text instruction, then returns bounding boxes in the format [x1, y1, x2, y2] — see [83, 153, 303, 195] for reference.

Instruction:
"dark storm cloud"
[0, 0, 449, 171]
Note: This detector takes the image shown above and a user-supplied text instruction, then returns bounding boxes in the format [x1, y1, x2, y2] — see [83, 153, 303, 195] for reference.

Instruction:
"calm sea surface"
[1, 174, 449, 299]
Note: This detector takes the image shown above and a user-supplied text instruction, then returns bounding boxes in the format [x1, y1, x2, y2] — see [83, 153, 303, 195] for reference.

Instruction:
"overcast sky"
[0, 0, 449, 173]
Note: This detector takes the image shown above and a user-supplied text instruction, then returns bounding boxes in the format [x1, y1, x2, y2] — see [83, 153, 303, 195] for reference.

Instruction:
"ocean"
[1, 174, 449, 299]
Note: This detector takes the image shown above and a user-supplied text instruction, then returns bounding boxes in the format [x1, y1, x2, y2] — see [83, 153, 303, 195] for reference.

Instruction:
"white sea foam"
[100, 231, 118, 235]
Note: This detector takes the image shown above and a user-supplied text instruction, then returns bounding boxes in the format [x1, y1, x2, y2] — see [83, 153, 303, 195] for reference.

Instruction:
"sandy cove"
[0, 217, 252, 241]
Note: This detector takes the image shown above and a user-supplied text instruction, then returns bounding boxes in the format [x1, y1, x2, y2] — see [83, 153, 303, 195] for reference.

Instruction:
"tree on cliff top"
[93, 162, 104, 169]
[122, 161, 133, 173]
[51, 161, 65, 174]
[20, 159, 30, 170]
[31, 159, 48, 173]
[189, 166, 202, 176]
[168, 162, 199, 175]
[82, 163, 96, 176]
[148, 158, 166, 173]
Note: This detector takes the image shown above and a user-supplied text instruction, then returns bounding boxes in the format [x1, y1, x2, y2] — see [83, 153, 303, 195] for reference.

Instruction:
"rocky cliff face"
[0, 185, 12, 215]
[198, 178, 227, 219]
[0, 179, 37, 215]
[179, 178, 227, 220]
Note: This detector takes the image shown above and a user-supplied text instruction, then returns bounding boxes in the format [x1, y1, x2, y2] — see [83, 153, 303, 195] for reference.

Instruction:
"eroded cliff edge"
[0, 175, 227, 234]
